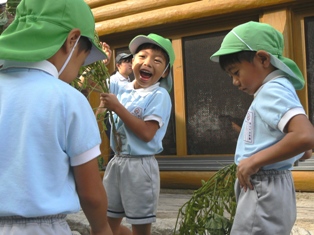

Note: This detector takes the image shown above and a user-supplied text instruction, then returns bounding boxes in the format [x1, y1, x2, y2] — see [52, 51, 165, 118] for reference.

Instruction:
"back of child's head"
[0, 0, 106, 66]
[210, 21, 304, 90]
[129, 33, 175, 92]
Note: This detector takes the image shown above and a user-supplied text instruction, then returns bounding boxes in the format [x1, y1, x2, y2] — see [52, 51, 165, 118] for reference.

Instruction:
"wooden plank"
[159, 170, 314, 192]
[292, 10, 314, 112]
[293, 171, 314, 192]
[84, 0, 123, 9]
[95, 0, 300, 36]
[172, 39, 187, 156]
[91, 0, 200, 22]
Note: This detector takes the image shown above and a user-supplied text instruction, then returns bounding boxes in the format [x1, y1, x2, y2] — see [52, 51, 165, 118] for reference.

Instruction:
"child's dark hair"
[117, 57, 132, 65]
[219, 51, 256, 71]
[78, 36, 92, 53]
[111, 57, 133, 75]
[135, 43, 170, 65]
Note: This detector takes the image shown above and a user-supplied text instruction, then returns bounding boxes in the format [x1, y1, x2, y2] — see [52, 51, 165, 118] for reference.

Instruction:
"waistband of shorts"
[115, 154, 154, 158]
[253, 169, 291, 177]
[0, 214, 66, 224]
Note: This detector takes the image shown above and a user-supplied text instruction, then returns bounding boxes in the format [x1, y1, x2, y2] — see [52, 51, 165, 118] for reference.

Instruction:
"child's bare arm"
[73, 158, 112, 235]
[237, 114, 314, 191]
[101, 93, 159, 142]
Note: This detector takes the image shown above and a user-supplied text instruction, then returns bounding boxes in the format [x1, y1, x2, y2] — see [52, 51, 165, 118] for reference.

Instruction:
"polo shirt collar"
[254, 70, 286, 97]
[0, 60, 59, 78]
[125, 81, 160, 96]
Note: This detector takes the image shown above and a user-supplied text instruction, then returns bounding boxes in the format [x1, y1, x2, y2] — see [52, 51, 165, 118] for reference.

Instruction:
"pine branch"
[174, 163, 237, 235]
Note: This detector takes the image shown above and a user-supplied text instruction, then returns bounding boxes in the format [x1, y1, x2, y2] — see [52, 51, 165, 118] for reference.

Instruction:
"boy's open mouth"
[140, 70, 152, 80]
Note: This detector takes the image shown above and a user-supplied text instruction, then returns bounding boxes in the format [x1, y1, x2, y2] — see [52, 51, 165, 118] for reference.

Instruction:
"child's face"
[132, 48, 168, 89]
[59, 48, 90, 83]
[117, 59, 133, 77]
[225, 55, 266, 95]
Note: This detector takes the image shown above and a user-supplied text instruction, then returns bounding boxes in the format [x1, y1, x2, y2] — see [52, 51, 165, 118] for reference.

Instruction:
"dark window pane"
[183, 32, 252, 154]
[159, 86, 177, 155]
[305, 17, 314, 123]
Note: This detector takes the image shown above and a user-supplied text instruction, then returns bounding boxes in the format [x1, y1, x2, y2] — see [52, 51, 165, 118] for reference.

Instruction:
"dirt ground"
[295, 192, 314, 234]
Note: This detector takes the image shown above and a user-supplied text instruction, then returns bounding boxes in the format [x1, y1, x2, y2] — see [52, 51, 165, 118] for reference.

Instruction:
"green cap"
[129, 33, 175, 92]
[210, 21, 304, 90]
[0, 0, 107, 66]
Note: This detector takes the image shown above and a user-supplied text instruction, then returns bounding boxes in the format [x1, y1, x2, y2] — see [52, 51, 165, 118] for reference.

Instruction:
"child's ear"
[256, 50, 271, 67]
[161, 69, 169, 79]
[64, 29, 81, 53]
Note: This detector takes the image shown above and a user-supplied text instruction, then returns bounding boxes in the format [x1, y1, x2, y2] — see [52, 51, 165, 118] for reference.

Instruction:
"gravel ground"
[295, 192, 314, 234]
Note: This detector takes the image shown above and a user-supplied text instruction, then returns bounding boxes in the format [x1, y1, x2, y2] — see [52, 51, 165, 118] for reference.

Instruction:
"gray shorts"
[231, 170, 296, 235]
[103, 155, 160, 225]
[0, 214, 72, 235]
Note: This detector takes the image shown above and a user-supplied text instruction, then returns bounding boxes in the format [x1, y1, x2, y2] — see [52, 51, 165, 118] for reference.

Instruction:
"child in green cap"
[99, 33, 175, 235]
[210, 21, 314, 235]
[0, 0, 112, 234]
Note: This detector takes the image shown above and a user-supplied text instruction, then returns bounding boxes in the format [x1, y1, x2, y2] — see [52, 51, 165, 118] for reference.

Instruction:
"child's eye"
[233, 70, 239, 76]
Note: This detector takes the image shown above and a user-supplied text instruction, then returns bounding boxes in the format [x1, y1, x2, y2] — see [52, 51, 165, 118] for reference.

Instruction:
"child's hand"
[299, 149, 313, 162]
[99, 93, 120, 111]
[237, 157, 260, 192]
[101, 42, 112, 65]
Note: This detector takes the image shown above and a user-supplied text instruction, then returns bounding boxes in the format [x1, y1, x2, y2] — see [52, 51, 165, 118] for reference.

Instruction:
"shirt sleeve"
[255, 80, 305, 132]
[143, 88, 172, 127]
[63, 90, 102, 166]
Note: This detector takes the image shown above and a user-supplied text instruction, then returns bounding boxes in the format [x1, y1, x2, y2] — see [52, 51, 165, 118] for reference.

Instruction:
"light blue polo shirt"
[109, 80, 172, 155]
[235, 70, 306, 170]
[0, 60, 101, 217]
[110, 71, 130, 85]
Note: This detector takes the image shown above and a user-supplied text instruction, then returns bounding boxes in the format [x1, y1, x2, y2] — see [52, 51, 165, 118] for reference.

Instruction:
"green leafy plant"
[0, 0, 19, 34]
[174, 163, 237, 235]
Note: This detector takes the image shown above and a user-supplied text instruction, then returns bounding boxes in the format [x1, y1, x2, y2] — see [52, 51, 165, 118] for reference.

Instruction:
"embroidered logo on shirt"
[244, 111, 254, 144]
[132, 107, 143, 119]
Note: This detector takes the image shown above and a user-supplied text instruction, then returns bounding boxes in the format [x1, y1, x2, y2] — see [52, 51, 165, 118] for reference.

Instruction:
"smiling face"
[132, 46, 169, 89]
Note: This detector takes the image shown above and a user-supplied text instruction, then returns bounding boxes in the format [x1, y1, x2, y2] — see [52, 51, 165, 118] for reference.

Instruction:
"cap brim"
[129, 35, 160, 54]
[210, 48, 245, 62]
[121, 54, 133, 60]
[83, 41, 108, 66]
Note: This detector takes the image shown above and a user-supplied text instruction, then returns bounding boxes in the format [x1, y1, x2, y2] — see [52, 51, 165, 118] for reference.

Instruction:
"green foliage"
[97, 155, 104, 170]
[174, 164, 237, 235]
[6, 0, 20, 15]
[0, 0, 20, 34]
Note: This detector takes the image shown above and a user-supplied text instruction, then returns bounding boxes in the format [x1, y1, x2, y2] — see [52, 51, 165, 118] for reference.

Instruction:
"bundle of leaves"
[174, 163, 237, 235]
